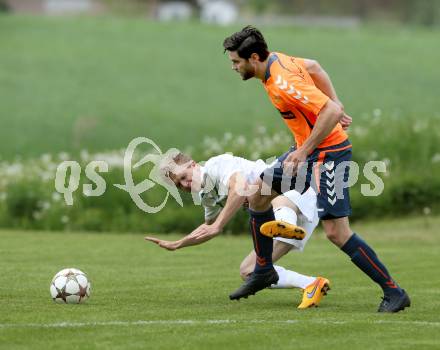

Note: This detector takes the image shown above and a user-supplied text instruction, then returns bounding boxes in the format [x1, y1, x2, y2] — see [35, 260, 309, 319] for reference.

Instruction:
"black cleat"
[378, 289, 411, 313]
[229, 268, 279, 300]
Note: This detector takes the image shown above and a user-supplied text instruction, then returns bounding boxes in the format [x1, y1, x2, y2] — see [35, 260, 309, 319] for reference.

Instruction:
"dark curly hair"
[223, 26, 269, 62]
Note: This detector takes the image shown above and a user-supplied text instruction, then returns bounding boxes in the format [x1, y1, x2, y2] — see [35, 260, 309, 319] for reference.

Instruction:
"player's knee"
[324, 227, 340, 244]
[271, 195, 299, 214]
[271, 195, 290, 209]
[322, 219, 351, 247]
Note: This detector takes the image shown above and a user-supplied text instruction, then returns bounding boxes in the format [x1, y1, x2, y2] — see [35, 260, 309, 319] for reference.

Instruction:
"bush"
[0, 112, 438, 233]
[0, 1, 10, 12]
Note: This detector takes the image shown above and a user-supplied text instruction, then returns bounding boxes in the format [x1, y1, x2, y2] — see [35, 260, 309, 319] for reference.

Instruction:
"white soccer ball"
[50, 268, 91, 304]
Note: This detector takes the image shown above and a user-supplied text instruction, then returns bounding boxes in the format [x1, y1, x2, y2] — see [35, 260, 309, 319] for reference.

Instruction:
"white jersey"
[199, 154, 317, 227]
[199, 154, 267, 221]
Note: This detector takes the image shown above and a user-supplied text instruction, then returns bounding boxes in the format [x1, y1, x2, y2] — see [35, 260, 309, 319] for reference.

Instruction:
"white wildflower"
[93, 151, 124, 168]
[5, 163, 23, 177]
[368, 151, 378, 160]
[431, 153, 440, 163]
[80, 150, 90, 162]
[40, 153, 52, 163]
[52, 192, 62, 202]
[373, 108, 382, 118]
[251, 151, 260, 160]
[382, 158, 391, 167]
[39, 201, 51, 211]
[353, 126, 368, 137]
[256, 125, 267, 134]
[58, 152, 70, 161]
[40, 171, 53, 182]
[33, 211, 43, 220]
[208, 140, 222, 153]
[413, 121, 428, 133]
[223, 132, 232, 141]
[235, 135, 246, 146]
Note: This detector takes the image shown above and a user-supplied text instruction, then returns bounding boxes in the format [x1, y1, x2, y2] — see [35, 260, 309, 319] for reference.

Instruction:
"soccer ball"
[50, 268, 91, 304]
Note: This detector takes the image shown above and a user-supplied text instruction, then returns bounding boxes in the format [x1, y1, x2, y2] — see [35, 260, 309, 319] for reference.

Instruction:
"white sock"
[274, 206, 298, 225]
[270, 265, 316, 289]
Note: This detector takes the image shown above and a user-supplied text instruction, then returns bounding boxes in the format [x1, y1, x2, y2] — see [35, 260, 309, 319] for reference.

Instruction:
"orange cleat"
[297, 277, 331, 309]
[260, 220, 306, 240]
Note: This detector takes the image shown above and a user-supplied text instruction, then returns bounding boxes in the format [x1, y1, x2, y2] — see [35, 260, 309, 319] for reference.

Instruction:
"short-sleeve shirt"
[263, 52, 347, 148]
[199, 154, 267, 221]
[199, 154, 317, 223]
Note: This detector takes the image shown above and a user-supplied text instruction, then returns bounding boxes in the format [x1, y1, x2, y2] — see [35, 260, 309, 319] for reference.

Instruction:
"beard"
[240, 65, 255, 80]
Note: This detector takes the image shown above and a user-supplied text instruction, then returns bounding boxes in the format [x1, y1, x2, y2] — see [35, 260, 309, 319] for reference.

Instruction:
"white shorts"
[274, 188, 319, 252]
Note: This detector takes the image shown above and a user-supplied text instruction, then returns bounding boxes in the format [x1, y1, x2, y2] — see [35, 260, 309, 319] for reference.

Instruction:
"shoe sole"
[391, 295, 411, 313]
[321, 283, 331, 296]
[379, 303, 410, 313]
[260, 221, 306, 240]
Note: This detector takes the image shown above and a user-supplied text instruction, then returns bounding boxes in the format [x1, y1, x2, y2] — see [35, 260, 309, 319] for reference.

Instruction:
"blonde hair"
[159, 149, 193, 183]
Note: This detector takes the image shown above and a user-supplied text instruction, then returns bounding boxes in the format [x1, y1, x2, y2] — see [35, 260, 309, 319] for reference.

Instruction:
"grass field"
[0, 15, 439, 159]
[1, 216, 439, 349]
[1, 15, 439, 347]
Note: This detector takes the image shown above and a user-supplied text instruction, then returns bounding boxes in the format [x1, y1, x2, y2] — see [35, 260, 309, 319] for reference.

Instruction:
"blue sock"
[249, 207, 275, 274]
[341, 233, 403, 296]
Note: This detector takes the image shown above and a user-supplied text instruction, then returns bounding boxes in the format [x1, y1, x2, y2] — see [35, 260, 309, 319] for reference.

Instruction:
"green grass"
[0, 15, 439, 159]
[1, 216, 439, 349]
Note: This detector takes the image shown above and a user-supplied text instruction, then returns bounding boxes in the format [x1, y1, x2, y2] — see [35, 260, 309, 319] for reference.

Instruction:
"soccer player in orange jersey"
[215, 26, 410, 312]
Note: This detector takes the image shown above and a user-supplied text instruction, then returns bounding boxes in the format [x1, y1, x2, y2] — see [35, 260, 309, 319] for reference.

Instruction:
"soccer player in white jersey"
[145, 151, 330, 308]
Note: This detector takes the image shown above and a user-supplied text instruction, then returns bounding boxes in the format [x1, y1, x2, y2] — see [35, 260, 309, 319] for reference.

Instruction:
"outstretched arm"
[145, 173, 248, 250]
[145, 215, 223, 250]
[145, 214, 223, 251]
[145, 229, 216, 251]
[188, 172, 248, 240]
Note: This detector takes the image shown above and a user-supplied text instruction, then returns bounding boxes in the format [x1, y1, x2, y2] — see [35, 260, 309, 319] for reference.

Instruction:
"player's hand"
[189, 223, 221, 240]
[282, 148, 307, 176]
[334, 100, 352, 130]
[144, 236, 180, 251]
[340, 113, 352, 130]
[334, 99, 352, 130]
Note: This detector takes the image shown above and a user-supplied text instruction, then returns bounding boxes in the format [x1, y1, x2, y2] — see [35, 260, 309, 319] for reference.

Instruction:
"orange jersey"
[263, 52, 347, 149]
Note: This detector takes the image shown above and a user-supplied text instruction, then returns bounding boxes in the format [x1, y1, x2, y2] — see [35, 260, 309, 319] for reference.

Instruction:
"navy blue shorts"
[260, 140, 353, 220]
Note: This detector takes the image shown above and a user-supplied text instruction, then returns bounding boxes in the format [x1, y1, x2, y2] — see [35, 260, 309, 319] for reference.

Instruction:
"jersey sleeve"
[207, 154, 239, 195]
[200, 190, 226, 222]
[204, 204, 222, 222]
[275, 72, 329, 116]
